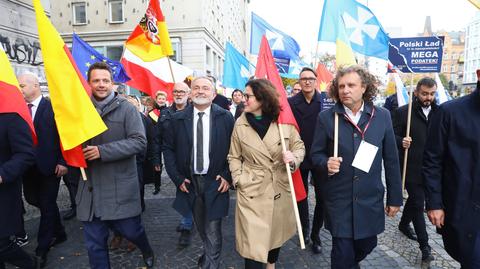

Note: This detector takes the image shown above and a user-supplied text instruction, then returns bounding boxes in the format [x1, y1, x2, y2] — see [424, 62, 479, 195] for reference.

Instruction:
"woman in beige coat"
[228, 79, 305, 269]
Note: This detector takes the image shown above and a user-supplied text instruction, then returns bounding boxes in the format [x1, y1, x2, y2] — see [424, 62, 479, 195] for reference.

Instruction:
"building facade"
[50, 0, 249, 81]
[0, 0, 50, 84]
[463, 11, 480, 90]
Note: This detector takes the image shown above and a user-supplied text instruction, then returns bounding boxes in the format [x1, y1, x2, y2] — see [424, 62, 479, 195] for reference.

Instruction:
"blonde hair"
[155, 90, 167, 99]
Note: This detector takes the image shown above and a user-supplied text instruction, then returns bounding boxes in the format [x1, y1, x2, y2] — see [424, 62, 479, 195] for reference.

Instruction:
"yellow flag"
[33, 0, 107, 151]
[335, 18, 356, 67]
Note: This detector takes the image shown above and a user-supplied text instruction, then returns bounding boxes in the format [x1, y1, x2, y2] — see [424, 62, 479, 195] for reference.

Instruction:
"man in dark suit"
[0, 113, 37, 268]
[288, 67, 325, 253]
[163, 77, 234, 268]
[311, 66, 402, 269]
[18, 73, 68, 267]
[392, 77, 437, 262]
[423, 73, 480, 269]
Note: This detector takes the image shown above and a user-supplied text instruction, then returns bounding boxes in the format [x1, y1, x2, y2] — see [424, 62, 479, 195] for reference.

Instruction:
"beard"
[192, 97, 211, 105]
[174, 96, 188, 105]
[417, 98, 434, 108]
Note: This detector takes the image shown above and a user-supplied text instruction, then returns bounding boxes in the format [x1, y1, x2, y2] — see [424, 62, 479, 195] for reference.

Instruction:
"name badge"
[352, 140, 378, 173]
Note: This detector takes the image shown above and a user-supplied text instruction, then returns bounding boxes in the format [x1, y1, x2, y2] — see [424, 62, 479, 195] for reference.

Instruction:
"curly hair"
[328, 65, 380, 103]
[245, 79, 281, 120]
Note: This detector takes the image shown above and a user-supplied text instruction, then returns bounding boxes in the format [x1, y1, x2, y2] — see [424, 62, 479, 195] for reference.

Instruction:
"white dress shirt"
[343, 102, 364, 125]
[28, 95, 42, 121]
[422, 106, 432, 119]
[193, 106, 211, 174]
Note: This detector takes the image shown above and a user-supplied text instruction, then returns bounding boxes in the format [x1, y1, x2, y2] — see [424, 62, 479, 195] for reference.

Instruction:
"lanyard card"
[352, 140, 378, 173]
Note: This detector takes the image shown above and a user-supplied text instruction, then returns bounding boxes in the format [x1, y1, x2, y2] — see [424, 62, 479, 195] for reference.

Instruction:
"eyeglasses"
[173, 90, 187, 94]
[299, 77, 317, 83]
[244, 93, 255, 101]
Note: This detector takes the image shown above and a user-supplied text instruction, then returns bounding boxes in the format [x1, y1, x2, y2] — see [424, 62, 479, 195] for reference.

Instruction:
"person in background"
[291, 81, 302, 96]
[230, 89, 245, 120]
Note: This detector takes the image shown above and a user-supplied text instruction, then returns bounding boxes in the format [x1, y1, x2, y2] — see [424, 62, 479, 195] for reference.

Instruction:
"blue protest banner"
[388, 36, 444, 73]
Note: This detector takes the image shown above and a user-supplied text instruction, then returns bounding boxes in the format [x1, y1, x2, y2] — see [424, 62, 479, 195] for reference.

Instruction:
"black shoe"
[142, 251, 155, 268]
[62, 208, 76, 220]
[153, 188, 160, 195]
[50, 233, 67, 247]
[421, 245, 434, 262]
[311, 241, 322, 254]
[178, 229, 192, 247]
[303, 236, 310, 245]
[197, 254, 205, 268]
[399, 224, 417, 240]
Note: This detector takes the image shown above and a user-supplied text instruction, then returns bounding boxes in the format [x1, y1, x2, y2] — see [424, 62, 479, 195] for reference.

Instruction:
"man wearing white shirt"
[230, 89, 245, 120]
[163, 77, 235, 269]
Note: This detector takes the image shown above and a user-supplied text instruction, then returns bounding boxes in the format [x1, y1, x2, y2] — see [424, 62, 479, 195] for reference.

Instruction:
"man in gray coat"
[77, 62, 154, 268]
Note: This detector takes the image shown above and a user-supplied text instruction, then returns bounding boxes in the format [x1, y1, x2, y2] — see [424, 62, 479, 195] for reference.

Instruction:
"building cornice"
[0, 25, 38, 39]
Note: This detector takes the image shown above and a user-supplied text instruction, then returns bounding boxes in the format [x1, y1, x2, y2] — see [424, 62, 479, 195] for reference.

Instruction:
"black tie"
[196, 112, 205, 173]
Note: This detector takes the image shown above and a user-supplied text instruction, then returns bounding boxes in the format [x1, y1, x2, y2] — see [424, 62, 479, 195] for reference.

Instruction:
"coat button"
[354, 196, 358, 201]
[354, 133, 358, 138]
[88, 186, 93, 192]
[249, 196, 254, 199]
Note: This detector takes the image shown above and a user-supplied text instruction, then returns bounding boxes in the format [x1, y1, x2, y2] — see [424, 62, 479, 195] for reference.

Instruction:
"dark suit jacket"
[392, 99, 438, 184]
[423, 88, 480, 264]
[212, 94, 230, 110]
[30, 97, 65, 176]
[288, 91, 323, 170]
[311, 102, 402, 239]
[233, 102, 244, 120]
[162, 104, 234, 221]
[0, 113, 34, 238]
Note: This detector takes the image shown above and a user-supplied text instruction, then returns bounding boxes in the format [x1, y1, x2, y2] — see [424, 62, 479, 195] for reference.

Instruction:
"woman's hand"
[283, 150, 295, 165]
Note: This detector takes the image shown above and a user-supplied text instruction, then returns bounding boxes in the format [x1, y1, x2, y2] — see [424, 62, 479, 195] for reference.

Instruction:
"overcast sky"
[248, 0, 478, 59]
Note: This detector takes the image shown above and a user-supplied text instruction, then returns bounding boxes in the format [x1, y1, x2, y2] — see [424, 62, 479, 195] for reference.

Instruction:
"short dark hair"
[416, 77, 437, 91]
[299, 67, 317, 77]
[231, 89, 243, 99]
[328, 65, 379, 103]
[87, 62, 113, 82]
[245, 79, 280, 120]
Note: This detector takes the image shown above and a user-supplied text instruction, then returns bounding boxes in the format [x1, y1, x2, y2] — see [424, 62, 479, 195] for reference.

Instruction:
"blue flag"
[318, 0, 389, 60]
[250, 13, 301, 61]
[72, 33, 130, 83]
[223, 42, 254, 89]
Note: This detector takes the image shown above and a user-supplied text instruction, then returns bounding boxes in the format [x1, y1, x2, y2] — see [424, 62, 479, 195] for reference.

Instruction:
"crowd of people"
[0, 62, 479, 269]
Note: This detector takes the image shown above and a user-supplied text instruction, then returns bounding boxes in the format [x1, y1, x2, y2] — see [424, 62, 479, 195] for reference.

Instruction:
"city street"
[16, 172, 460, 269]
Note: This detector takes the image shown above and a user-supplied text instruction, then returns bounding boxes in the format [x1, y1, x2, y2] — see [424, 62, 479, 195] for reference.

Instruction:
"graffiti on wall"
[0, 33, 43, 66]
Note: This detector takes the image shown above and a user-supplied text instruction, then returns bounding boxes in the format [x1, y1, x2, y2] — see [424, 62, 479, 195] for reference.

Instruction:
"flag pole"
[80, 167, 87, 181]
[167, 57, 176, 83]
[313, 41, 320, 69]
[278, 123, 305, 250]
[401, 74, 414, 191]
[334, 112, 339, 157]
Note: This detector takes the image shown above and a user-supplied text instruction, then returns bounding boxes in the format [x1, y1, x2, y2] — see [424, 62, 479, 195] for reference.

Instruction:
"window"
[451, 65, 456, 72]
[109, 0, 124, 23]
[206, 46, 211, 65]
[169, 38, 182, 63]
[72, 2, 87, 25]
[92, 45, 123, 61]
[443, 65, 448, 73]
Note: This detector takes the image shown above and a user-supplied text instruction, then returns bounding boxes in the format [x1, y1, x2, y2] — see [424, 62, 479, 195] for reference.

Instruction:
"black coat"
[423, 88, 480, 265]
[212, 94, 230, 110]
[311, 102, 403, 239]
[392, 99, 438, 184]
[30, 97, 65, 176]
[0, 113, 34, 238]
[162, 104, 234, 220]
[288, 91, 323, 170]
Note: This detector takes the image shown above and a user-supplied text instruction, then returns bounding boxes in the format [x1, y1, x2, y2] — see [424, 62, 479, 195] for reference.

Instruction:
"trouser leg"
[0, 238, 36, 269]
[110, 215, 152, 254]
[310, 170, 324, 242]
[82, 218, 111, 269]
[331, 237, 356, 269]
[297, 168, 310, 237]
[406, 183, 429, 248]
[353, 236, 377, 264]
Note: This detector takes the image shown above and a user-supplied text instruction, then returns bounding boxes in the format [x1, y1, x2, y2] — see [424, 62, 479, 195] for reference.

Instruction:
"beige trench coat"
[228, 114, 305, 263]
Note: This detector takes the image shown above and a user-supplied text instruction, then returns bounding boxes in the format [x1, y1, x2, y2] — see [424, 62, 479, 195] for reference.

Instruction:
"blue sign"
[388, 36, 444, 73]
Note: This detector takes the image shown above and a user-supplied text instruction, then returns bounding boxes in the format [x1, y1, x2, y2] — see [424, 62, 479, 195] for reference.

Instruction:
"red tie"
[27, 103, 33, 116]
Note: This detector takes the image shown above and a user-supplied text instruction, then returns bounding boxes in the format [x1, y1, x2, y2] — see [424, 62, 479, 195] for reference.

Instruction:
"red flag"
[255, 36, 306, 202]
[316, 63, 333, 92]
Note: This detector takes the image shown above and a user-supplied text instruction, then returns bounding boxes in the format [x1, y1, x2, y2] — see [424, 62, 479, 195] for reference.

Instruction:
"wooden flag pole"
[334, 112, 339, 157]
[167, 57, 176, 83]
[401, 74, 415, 191]
[278, 123, 305, 250]
[80, 167, 87, 181]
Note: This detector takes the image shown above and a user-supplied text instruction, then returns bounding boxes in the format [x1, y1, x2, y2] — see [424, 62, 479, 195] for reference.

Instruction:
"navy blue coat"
[0, 113, 35, 238]
[311, 102, 403, 239]
[423, 88, 480, 265]
[162, 104, 234, 220]
[288, 91, 323, 170]
[31, 97, 65, 175]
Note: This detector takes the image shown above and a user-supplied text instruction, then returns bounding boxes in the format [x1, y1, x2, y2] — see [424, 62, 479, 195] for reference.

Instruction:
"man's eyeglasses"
[299, 77, 317, 83]
[173, 90, 187, 94]
[244, 93, 255, 101]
